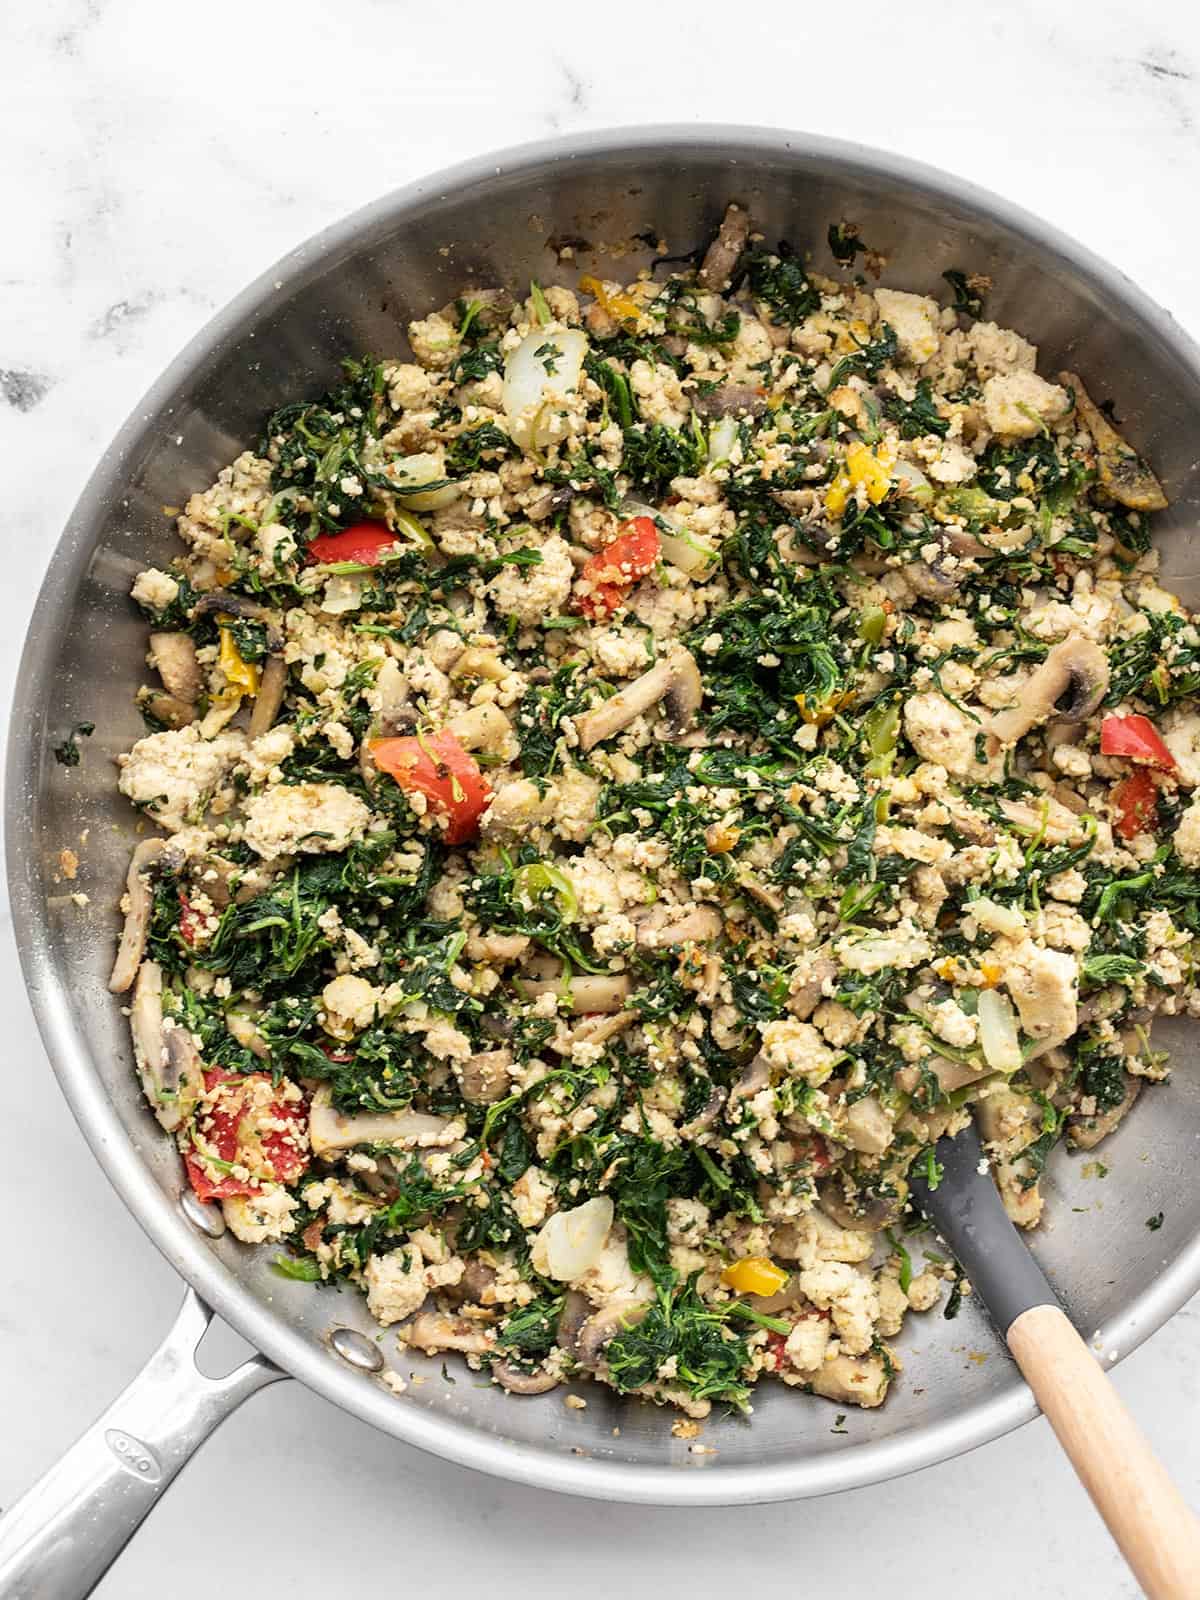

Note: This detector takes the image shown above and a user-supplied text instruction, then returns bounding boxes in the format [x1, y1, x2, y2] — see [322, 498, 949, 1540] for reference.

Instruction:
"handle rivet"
[330, 1327, 384, 1372]
[180, 1189, 226, 1239]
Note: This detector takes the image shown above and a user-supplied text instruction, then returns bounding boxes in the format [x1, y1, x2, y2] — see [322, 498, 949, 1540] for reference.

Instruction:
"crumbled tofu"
[117, 726, 246, 832]
[241, 782, 371, 860]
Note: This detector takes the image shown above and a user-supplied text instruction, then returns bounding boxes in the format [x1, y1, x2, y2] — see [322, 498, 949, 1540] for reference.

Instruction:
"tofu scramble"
[109, 204, 1199, 1417]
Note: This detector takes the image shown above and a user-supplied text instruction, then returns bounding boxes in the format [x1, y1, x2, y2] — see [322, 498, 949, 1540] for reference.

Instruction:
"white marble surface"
[2, 1, 1199, 1594]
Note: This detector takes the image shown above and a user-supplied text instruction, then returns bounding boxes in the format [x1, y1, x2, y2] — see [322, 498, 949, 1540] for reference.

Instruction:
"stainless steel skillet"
[4, 124, 1200, 1599]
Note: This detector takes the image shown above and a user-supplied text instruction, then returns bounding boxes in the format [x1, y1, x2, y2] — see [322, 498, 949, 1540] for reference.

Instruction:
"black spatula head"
[908, 1122, 1059, 1338]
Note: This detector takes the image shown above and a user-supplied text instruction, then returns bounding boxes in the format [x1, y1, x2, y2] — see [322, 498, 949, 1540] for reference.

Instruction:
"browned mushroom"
[726, 1053, 770, 1119]
[549, 1009, 640, 1056]
[556, 1289, 592, 1355]
[997, 793, 1088, 845]
[130, 959, 165, 1113]
[743, 1273, 807, 1316]
[456, 1048, 513, 1105]
[161, 1023, 205, 1131]
[491, 1359, 560, 1395]
[445, 1259, 498, 1307]
[630, 902, 722, 949]
[192, 591, 288, 739]
[129, 963, 203, 1132]
[691, 382, 768, 420]
[679, 1080, 727, 1138]
[787, 955, 837, 1020]
[518, 964, 632, 1015]
[807, 1349, 891, 1407]
[840, 1094, 894, 1156]
[309, 1087, 456, 1156]
[987, 636, 1110, 748]
[137, 690, 196, 730]
[698, 203, 750, 292]
[438, 286, 514, 336]
[817, 1175, 905, 1233]
[249, 656, 288, 740]
[574, 648, 703, 752]
[404, 1312, 494, 1356]
[1060, 371, 1167, 512]
[109, 837, 175, 993]
[574, 1300, 650, 1370]
[191, 591, 284, 647]
[148, 632, 202, 704]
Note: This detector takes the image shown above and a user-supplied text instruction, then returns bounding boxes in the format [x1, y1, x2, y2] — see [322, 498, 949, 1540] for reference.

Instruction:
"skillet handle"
[0, 1288, 285, 1599]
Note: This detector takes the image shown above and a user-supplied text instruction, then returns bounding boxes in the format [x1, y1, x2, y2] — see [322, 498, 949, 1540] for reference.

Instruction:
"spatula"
[908, 1122, 1200, 1598]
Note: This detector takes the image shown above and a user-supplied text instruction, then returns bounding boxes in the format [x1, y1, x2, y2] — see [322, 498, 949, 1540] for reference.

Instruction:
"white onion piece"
[531, 1196, 614, 1281]
[708, 416, 740, 464]
[388, 450, 462, 511]
[890, 458, 933, 507]
[977, 988, 1022, 1074]
[658, 528, 718, 577]
[503, 327, 588, 449]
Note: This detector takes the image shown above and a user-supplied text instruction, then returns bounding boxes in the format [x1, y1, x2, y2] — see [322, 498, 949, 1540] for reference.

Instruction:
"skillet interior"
[9, 125, 1200, 1505]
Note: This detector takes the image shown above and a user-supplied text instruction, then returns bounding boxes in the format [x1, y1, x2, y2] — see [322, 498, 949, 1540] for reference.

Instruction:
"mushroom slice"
[549, 1009, 639, 1057]
[698, 202, 750, 291]
[692, 382, 768, 420]
[248, 655, 288, 741]
[137, 690, 196, 730]
[130, 959, 166, 1115]
[996, 794, 1088, 846]
[787, 955, 838, 1021]
[519, 971, 632, 1015]
[987, 636, 1110, 748]
[574, 648, 703, 753]
[309, 1085, 454, 1156]
[404, 1312, 494, 1356]
[161, 1022, 205, 1132]
[193, 592, 288, 739]
[148, 632, 202, 703]
[491, 1359, 560, 1395]
[109, 837, 173, 993]
[445, 1260, 498, 1307]
[679, 1080, 727, 1138]
[630, 902, 722, 949]
[726, 1053, 771, 1119]
[456, 1047, 513, 1106]
[574, 1300, 651, 1371]
[817, 1175, 904, 1233]
[191, 591, 284, 649]
[1060, 370, 1167, 512]
[451, 646, 508, 683]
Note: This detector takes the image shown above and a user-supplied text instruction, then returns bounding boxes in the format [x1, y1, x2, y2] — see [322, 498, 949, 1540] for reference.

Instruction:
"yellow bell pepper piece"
[218, 622, 259, 697]
[721, 1255, 789, 1297]
[578, 273, 642, 325]
[824, 441, 895, 520]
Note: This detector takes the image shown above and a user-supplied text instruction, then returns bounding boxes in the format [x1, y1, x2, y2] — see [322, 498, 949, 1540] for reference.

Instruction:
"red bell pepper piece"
[370, 731, 491, 845]
[307, 521, 400, 566]
[1100, 714, 1176, 770]
[184, 1069, 308, 1202]
[576, 516, 660, 619]
[1112, 768, 1160, 840]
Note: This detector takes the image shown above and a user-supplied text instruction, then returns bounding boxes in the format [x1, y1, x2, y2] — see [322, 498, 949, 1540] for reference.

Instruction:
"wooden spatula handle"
[1007, 1304, 1200, 1597]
